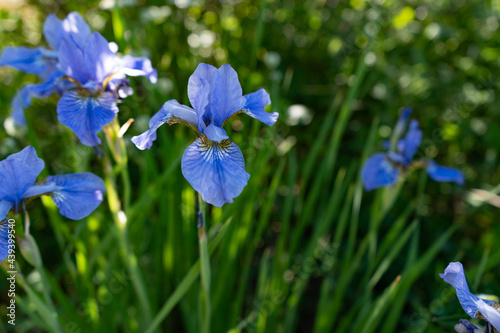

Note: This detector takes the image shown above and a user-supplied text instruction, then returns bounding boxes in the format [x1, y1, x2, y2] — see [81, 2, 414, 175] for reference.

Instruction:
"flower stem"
[102, 123, 153, 328]
[197, 193, 211, 333]
[20, 211, 62, 332]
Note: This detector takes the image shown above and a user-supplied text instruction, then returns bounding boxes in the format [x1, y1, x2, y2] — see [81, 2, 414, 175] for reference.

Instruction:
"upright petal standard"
[132, 63, 278, 207]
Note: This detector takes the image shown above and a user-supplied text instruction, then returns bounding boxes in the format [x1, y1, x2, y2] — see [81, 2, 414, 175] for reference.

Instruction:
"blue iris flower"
[56, 30, 157, 146]
[361, 108, 465, 191]
[132, 63, 278, 207]
[440, 262, 500, 332]
[0, 12, 157, 146]
[0, 146, 106, 262]
[0, 12, 91, 125]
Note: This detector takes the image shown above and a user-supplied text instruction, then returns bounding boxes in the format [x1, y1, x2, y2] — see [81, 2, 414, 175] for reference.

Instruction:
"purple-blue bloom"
[0, 12, 90, 125]
[440, 262, 500, 332]
[361, 108, 464, 191]
[0, 12, 157, 146]
[132, 63, 278, 207]
[56, 31, 156, 146]
[0, 146, 106, 262]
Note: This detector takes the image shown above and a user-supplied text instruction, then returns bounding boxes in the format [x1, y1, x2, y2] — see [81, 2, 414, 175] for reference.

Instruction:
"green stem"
[20, 211, 62, 332]
[198, 193, 211, 333]
[102, 131, 153, 328]
[145, 217, 230, 333]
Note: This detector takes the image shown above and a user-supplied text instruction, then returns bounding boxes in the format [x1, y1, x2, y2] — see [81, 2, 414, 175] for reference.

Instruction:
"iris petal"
[61, 12, 92, 51]
[399, 120, 422, 162]
[0, 47, 48, 75]
[241, 89, 278, 126]
[43, 14, 63, 49]
[28, 70, 65, 97]
[188, 75, 211, 130]
[188, 63, 217, 125]
[0, 201, 12, 221]
[22, 183, 58, 199]
[0, 146, 45, 206]
[0, 220, 9, 263]
[440, 262, 482, 318]
[204, 124, 229, 142]
[361, 153, 399, 191]
[84, 32, 117, 84]
[57, 90, 118, 146]
[121, 55, 158, 83]
[188, 63, 217, 104]
[426, 160, 464, 185]
[59, 39, 89, 84]
[11, 71, 65, 126]
[46, 173, 105, 220]
[476, 300, 500, 332]
[131, 100, 198, 150]
[11, 85, 33, 126]
[182, 138, 250, 207]
[0, 200, 11, 262]
[211, 64, 246, 126]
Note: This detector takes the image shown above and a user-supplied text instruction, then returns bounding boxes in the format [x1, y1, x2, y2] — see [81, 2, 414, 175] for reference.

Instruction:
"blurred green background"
[0, 0, 499, 332]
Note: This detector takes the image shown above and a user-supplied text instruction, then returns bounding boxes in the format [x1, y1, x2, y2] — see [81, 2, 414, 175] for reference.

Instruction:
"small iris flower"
[440, 262, 500, 332]
[361, 108, 464, 191]
[0, 12, 157, 146]
[132, 63, 278, 207]
[0, 146, 106, 262]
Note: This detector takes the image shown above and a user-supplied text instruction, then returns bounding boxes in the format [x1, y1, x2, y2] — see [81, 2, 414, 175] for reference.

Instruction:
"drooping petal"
[426, 160, 464, 185]
[61, 12, 92, 51]
[43, 14, 63, 49]
[0, 47, 49, 75]
[241, 89, 277, 126]
[0, 146, 45, 206]
[182, 138, 250, 207]
[57, 90, 118, 146]
[398, 119, 422, 162]
[211, 64, 246, 126]
[361, 153, 399, 191]
[45, 173, 105, 220]
[10, 71, 65, 126]
[59, 38, 90, 84]
[120, 55, 158, 83]
[84, 32, 117, 84]
[28, 69, 65, 97]
[204, 124, 229, 142]
[440, 262, 482, 318]
[131, 100, 198, 150]
[11, 85, 33, 126]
